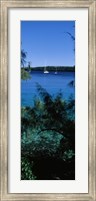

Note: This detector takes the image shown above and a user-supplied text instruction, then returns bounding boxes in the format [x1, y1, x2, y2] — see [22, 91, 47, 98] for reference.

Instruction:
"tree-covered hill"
[24, 66, 75, 72]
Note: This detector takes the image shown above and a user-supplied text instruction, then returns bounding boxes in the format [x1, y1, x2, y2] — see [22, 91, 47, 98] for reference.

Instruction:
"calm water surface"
[21, 71, 75, 106]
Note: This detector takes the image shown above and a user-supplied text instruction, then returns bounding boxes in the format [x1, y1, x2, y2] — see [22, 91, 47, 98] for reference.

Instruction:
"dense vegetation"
[21, 49, 27, 67]
[21, 68, 31, 80]
[21, 84, 75, 180]
[24, 66, 75, 72]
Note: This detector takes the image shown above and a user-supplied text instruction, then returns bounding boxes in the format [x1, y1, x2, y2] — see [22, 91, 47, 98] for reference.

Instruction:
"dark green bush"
[21, 157, 36, 180]
[21, 68, 31, 80]
[21, 84, 75, 180]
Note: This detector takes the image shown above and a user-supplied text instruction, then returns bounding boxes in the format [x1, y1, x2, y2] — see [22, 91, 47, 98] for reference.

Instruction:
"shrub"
[21, 84, 75, 179]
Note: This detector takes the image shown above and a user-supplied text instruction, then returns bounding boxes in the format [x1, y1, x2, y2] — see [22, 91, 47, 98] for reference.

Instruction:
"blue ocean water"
[21, 71, 75, 107]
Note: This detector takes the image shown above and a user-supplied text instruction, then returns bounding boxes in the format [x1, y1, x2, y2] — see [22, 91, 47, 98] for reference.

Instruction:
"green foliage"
[21, 49, 27, 67]
[21, 130, 63, 159]
[21, 68, 31, 80]
[21, 49, 32, 80]
[24, 66, 75, 72]
[21, 157, 36, 180]
[21, 84, 75, 180]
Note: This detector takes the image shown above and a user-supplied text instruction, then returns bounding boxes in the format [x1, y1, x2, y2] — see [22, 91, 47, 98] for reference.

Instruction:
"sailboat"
[44, 64, 49, 74]
[55, 67, 58, 74]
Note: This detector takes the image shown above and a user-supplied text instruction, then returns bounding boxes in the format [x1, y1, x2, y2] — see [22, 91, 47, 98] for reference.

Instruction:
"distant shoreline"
[24, 66, 75, 72]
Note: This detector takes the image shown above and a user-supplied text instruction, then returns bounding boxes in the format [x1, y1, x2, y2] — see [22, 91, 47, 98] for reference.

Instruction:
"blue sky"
[21, 21, 75, 67]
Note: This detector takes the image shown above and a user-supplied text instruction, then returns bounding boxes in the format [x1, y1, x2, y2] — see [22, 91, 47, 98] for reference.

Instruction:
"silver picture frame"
[0, 0, 96, 200]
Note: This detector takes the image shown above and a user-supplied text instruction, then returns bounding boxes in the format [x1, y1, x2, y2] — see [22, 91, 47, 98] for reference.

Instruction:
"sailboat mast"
[44, 60, 49, 74]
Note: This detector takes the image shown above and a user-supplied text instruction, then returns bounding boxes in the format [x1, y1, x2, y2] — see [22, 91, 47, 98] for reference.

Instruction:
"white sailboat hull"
[44, 71, 49, 74]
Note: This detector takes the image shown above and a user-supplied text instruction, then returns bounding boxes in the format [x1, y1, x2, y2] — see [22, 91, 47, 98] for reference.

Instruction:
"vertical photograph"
[21, 21, 75, 180]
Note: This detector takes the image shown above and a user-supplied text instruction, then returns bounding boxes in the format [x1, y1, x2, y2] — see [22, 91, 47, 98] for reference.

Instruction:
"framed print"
[0, 0, 96, 201]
